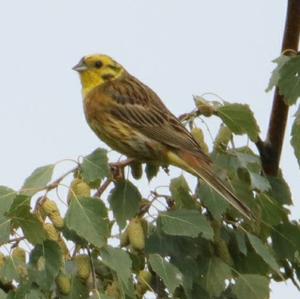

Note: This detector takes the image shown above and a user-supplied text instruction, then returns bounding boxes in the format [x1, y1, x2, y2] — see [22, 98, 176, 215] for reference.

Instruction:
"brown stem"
[260, 0, 300, 175]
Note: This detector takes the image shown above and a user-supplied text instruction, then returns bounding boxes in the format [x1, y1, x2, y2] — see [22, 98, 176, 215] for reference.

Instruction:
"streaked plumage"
[73, 54, 251, 219]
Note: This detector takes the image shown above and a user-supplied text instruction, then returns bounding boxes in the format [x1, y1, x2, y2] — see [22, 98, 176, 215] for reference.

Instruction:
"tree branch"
[259, 0, 300, 175]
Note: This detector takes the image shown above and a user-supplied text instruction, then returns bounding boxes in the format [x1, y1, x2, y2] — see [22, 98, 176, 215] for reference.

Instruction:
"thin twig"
[94, 178, 112, 197]
[0, 236, 25, 246]
[46, 167, 78, 191]
[87, 248, 97, 290]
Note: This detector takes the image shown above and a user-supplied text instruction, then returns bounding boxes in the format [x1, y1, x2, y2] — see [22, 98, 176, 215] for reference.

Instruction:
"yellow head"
[73, 54, 124, 96]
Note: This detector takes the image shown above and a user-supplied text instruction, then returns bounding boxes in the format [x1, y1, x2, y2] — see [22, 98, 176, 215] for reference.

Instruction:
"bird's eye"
[94, 61, 103, 69]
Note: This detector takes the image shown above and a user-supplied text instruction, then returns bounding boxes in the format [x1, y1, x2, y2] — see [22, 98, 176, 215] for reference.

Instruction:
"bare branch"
[260, 0, 300, 175]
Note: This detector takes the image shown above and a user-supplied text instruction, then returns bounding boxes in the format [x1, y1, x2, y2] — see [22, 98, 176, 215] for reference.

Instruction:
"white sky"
[0, 1, 299, 298]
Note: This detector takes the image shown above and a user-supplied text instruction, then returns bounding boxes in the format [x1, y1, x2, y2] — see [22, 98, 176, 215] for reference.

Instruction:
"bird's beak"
[72, 58, 87, 72]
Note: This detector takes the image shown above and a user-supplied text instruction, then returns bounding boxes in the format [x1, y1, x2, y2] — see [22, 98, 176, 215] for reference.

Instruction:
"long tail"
[167, 150, 252, 220]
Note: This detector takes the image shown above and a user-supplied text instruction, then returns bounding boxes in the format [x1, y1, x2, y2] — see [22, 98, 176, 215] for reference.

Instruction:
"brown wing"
[102, 74, 211, 164]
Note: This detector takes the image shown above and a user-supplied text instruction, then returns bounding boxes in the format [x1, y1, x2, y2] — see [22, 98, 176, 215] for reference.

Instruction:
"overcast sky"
[0, 1, 299, 298]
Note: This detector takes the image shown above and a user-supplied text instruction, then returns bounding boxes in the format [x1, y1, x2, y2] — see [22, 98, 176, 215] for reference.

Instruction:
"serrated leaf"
[149, 254, 183, 294]
[26, 289, 47, 299]
[0, 290, 6, 299]
[235, 230, 247, 255]
[232, 274, 269, 299]
[65, 197, 109, 248]
[267, 172, 292, 205]
[201, 257, 231, 297]
[291, 106, 300, 167]
[216, 103, 260, 141]
[170, 176, 195, 209]
[9, 195, 46, 245]
[249, 172, 271, 192]
[20, 164, 54, 196]
[19, 214, 47, 245]
[247, 233, 280, 274]
[257, 193, 287, 226]
[278, 55, 300, 105]
[271, 222, 300, 261]
[81, 148, 109, 183]
[0, 186, 16, 243]
[108, 180, 141, 229]
[0, 256, 19, 284]
[29, 240, 62, 290]
[266, 55, 291, 92]
[197, 182, 228, 220]
[160, 209, 213, 240]
[101, 246, 134, 297]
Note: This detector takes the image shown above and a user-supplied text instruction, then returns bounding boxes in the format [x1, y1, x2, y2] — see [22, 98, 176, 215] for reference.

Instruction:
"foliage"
[1, 55, 300, 299]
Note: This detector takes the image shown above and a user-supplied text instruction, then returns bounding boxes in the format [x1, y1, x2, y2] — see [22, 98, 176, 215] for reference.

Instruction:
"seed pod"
[194, 98, 215, 117]
[128, 218, 145, 251]
[44, 223, 59, 241]
[17, 264, 28, 279]
[106, 281, 120, 298]
[35, 207, 47, 223]
[75, 255, 91, 281]
[0, 253, 5, 268]
[130, 162, 143, 180]
[58, 237, 71, 260]
[191, 127, 209, 154]
[41, 198, 59, 215]
[214, 125, 232, 151]
[12, 247, 26, 264]
[120, 228, 129, 247]
[56, 273, 71, 295]
[67, 178, 91, 204]
[137, 270, 152, 294]
[49, 211, 64, 229]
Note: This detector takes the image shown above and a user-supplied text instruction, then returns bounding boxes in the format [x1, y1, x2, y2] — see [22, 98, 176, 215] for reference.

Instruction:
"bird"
[73, 54, 251, 219]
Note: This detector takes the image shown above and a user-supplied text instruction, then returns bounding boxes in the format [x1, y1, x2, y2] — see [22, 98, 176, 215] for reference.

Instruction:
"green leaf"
[0, 256, 19, 284]
[145, 163, 160, 181]
[170, 176, 195, 209]
[266, 55, 291, 92]
[278, 55, 300, 105]
[216, 103, 260, 142]
[291, 106, 300, 167]
[0, 290, 6, 299]
[232, 274, 269, 299]
[26, 289, 47, 299]
[20, 164, 54, 196]
[29, 240, 62, 290]
[149, 254, 183, 294]
[197, 182, 228, 220]
[267, 173, 292, 205]
[235, 230, 247, 255]
[201, 257, 231, 297]
[108, 180, 142, 229]
[101, 246, 134, 297]
[160, 209, 213, 240]
[0, 186, 16, 243]
[247, 233, 280, 274]
[9, 195, 46, 245]
[257, 193, 287, 226]
[81, 148, 109, 183]
[248, 172, 271, 192]
[18, 213, 47, 245]
[271, 222, 300, 260]
[65, 197, 109, 248]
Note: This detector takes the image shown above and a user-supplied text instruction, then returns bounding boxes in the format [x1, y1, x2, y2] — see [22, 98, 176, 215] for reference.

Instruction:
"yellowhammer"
[73, 54, 251, 219]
